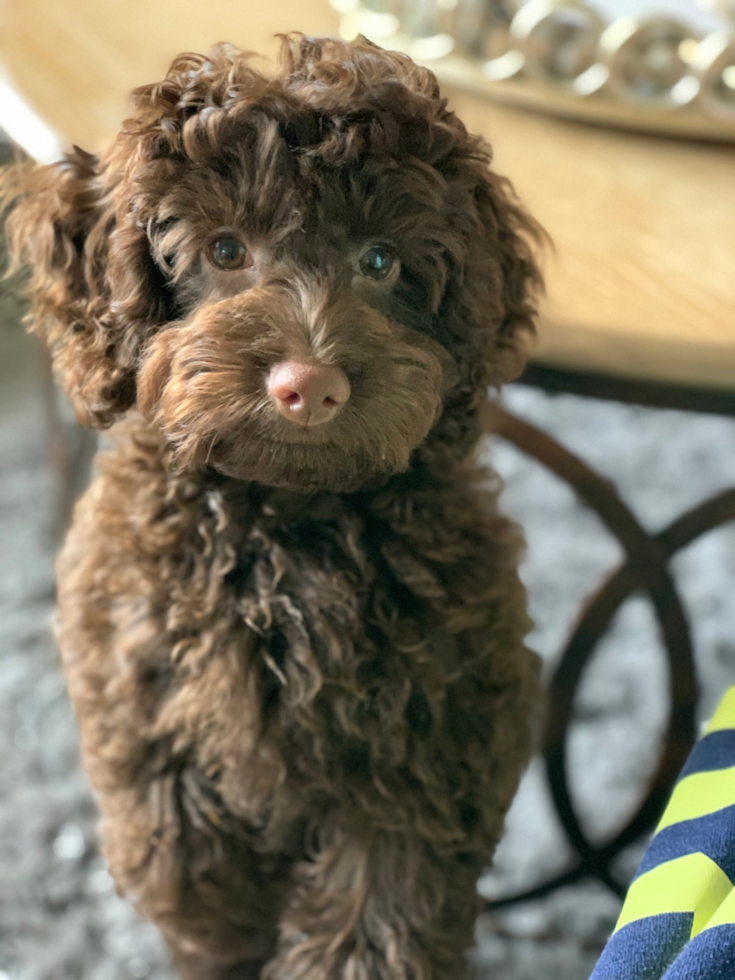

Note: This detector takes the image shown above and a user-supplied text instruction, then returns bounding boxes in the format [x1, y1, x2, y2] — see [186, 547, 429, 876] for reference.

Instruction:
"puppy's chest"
[221, 493, 446, 716]
[228, 502, 378, 662]
[151, 482, 471, 813]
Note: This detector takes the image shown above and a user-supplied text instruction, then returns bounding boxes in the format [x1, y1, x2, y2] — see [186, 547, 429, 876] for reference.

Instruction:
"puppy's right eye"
[358, 244, 396, 281]
[209, 236, 251, 271]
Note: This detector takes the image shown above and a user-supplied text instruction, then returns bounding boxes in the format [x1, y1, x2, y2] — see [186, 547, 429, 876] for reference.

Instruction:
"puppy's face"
[3, 36, 541, 492]
[136, 134, 458, 491]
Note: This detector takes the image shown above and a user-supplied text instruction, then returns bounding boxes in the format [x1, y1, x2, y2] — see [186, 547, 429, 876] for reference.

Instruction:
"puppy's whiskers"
[204, 433, 219, 465]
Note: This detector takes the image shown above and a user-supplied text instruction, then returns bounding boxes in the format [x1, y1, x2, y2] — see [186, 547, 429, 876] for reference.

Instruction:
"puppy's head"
[2, 35, 542, 492]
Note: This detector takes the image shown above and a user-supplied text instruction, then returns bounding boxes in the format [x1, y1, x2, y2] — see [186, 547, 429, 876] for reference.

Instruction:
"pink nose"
[268, 360, 351, 427]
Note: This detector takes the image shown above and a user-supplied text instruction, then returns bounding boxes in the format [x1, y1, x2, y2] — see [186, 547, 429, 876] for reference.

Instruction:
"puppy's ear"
[476, 170, 544, 385]
[1, 148, 168, 428]
[440, 144, 545, 391]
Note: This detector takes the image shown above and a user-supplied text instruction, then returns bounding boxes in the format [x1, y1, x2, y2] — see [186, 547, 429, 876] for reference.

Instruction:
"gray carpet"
[1, 245, 734, 979]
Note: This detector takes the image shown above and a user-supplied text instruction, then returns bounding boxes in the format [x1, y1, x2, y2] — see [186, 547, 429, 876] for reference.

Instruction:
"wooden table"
[1, 0, 734, 401]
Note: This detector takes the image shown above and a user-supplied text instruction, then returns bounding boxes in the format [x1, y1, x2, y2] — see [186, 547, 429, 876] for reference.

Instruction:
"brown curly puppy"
[2, 34, 542, 980]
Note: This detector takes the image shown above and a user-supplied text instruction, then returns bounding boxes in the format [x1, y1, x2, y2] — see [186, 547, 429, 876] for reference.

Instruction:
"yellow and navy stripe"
[590, 687, 735, 980]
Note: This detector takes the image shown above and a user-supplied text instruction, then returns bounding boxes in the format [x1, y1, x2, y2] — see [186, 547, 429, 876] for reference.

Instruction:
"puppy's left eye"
[358, 244, 397, 281]
[209, 236, 251, 271]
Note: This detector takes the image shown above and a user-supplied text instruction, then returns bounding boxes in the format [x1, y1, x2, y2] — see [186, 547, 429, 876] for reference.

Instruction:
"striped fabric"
[591, 687, 735, 980]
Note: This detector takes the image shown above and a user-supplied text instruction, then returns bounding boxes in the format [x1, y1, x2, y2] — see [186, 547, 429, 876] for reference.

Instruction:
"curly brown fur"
[2, 35, 543, 980]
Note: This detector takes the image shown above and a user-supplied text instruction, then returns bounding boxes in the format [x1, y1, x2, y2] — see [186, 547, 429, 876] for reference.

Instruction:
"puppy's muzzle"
[268, 359, 351, 428]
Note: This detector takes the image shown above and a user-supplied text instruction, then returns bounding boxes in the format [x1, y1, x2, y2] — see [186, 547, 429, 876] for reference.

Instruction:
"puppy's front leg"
[262, 815, 481, 980]
[91, 768, 283, 979]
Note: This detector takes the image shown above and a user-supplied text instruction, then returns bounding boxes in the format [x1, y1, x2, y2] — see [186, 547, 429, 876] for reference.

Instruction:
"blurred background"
[1, 2, 734, 978]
